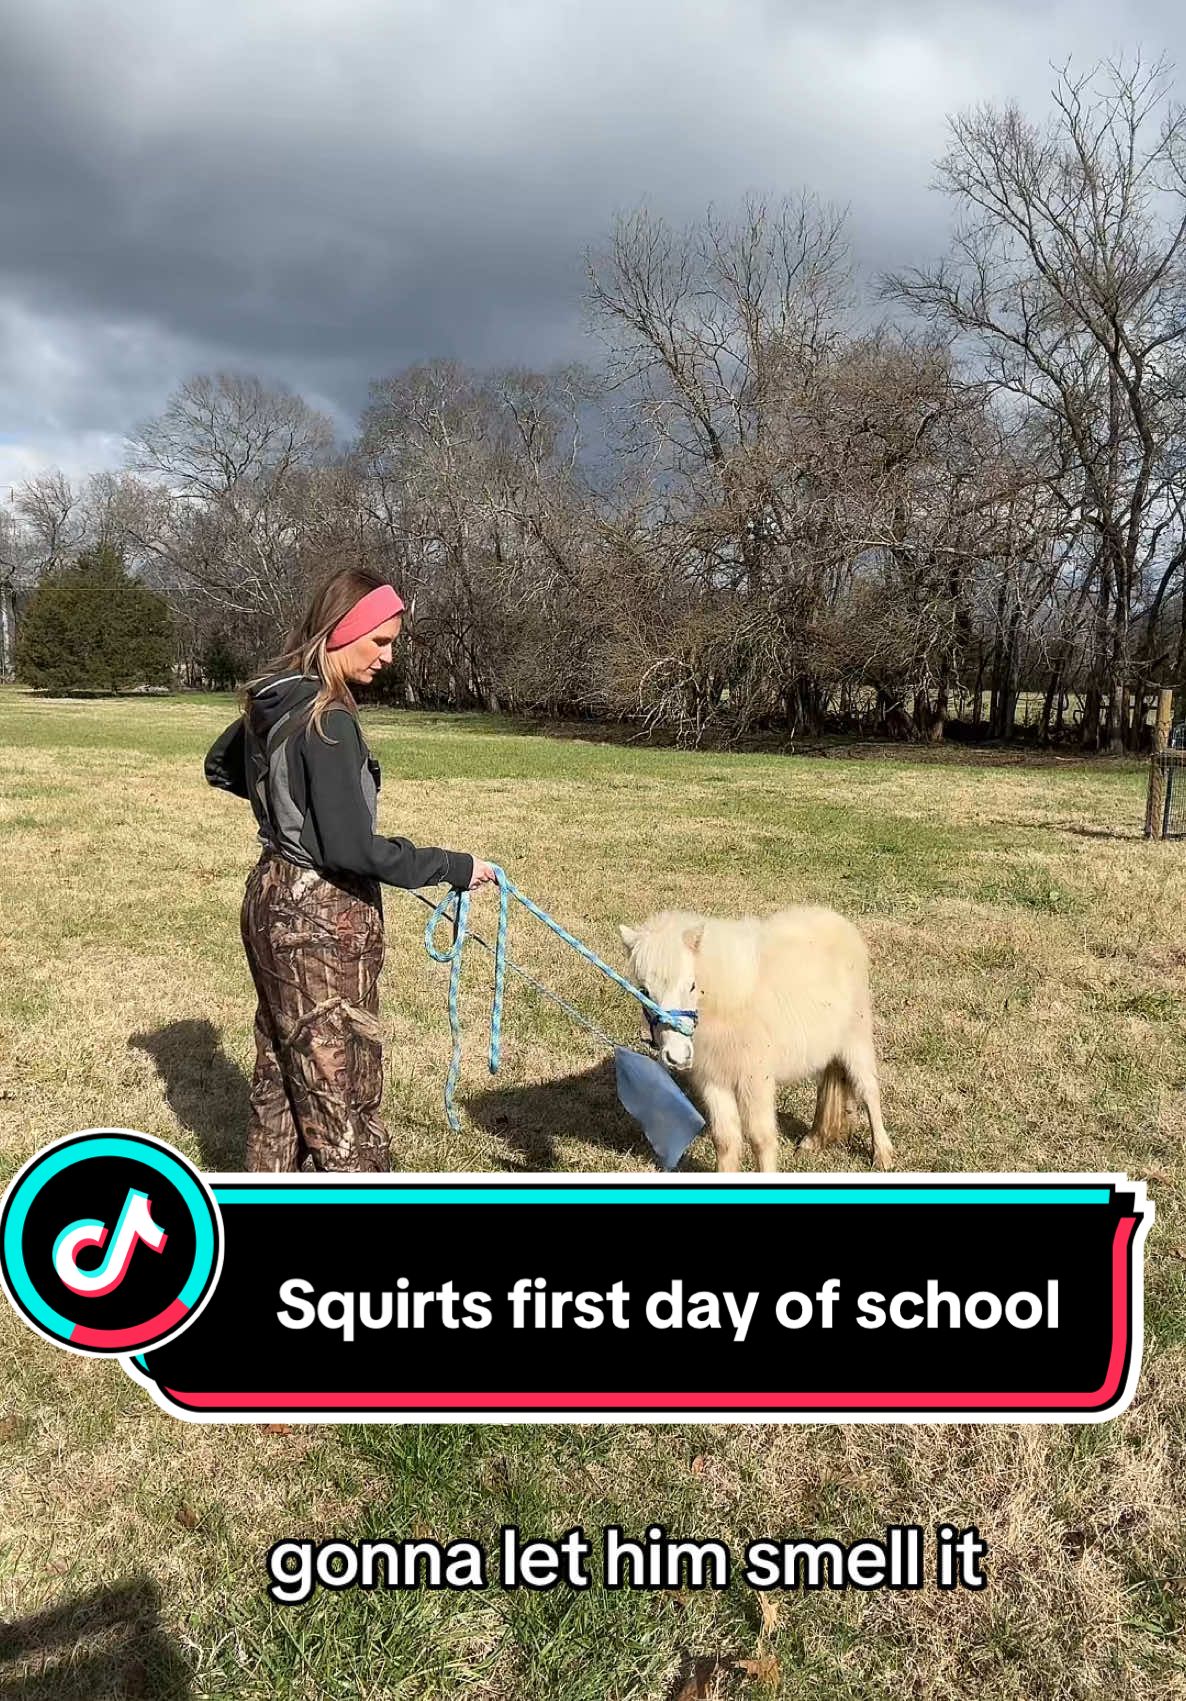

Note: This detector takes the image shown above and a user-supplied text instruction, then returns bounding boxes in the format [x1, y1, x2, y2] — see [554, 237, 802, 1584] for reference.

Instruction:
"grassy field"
[1, 686, 1184, 1700]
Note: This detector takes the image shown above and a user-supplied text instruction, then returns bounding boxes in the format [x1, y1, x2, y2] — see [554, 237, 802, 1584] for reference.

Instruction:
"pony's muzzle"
[659, 1032, 694, 1071]
[644, 1006, 697, 1071]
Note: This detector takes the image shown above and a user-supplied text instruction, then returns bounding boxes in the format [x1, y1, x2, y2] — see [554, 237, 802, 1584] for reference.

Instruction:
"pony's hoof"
[797, 1134, 820, 1154]
[872, 1147, 894, 1171]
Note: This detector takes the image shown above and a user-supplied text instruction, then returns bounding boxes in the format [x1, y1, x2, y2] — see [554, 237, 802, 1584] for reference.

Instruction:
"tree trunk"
[991, 612, 1021, 740]
[0, 580, 14, 679]
[1080, 685, 1101, 750]
[1039, 661, 1063, 747]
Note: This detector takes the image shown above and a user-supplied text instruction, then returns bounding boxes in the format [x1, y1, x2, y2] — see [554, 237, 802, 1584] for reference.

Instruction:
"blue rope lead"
[422, 866, 695, 1132]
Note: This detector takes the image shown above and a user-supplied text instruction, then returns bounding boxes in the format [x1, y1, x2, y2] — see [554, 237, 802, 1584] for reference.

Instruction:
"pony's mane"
[629, 911, 703, 991]
[698, 916, 762, 1013]
[636, 910, 763, 1015]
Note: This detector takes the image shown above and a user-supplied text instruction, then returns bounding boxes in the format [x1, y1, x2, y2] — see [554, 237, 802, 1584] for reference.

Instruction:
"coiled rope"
[420, 867, 696, 1131]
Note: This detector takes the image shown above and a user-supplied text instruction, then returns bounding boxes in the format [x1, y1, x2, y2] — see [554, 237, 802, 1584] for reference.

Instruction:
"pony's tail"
[810, 1060, 851, 1145]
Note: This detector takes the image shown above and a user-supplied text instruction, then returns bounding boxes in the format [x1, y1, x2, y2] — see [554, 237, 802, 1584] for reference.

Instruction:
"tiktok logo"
[0, 1129, 222, 1356]
[53, 1189, 168, 1298]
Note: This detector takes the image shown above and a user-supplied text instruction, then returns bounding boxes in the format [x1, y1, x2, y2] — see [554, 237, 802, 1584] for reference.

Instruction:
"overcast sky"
[1, 0, 1183, 490]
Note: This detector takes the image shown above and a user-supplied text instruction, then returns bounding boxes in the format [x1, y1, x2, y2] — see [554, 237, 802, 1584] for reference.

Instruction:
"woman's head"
[290, 568, 404, 685]
[248, 567, 406, 735]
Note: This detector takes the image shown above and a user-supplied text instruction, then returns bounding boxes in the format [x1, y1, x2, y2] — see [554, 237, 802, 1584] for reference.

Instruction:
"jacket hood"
[247, 672, 318, 737]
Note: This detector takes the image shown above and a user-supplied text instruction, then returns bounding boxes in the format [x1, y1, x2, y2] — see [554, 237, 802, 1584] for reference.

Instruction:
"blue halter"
[645, 1007, 699, 1047]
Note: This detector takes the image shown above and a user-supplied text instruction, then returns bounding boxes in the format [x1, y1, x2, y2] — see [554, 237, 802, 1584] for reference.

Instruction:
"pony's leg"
[701, 1080, 744, 1173]
[738, 1074, 780, 1173]
[839, 1032, 893, 1171]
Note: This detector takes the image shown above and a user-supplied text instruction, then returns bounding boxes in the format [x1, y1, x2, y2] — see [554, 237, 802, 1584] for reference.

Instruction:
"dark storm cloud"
[1, 0, 1184, 480]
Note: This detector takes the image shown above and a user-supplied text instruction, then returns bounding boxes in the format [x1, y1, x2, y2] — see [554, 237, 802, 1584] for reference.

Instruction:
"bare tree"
[127, 372, 335, 498]
[361, 360, 596, 711]
[125, 373, 339, 629]
[886, 55, 1186, 748]
[587, 195, 852, 596]
[14, 471, 86, 568]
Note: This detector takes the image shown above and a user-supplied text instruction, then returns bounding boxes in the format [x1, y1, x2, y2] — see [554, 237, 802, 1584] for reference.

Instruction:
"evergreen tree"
[201, 629, 244, 690]
[15, 545, 175, 693]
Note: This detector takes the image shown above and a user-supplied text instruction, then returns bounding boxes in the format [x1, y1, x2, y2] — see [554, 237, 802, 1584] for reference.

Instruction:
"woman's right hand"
[466, 858, 499, 891]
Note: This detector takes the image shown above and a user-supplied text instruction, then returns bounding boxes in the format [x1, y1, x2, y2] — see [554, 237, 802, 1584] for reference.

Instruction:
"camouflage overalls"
[241, 852, 391, 1172]
[205, 670, 471, 1172]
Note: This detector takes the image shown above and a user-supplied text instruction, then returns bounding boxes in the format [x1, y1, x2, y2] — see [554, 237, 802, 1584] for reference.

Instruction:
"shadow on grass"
[466, 1056, 661, 1169]
[129, 1019, 248, 1170]
[126, 1020, 816, 1175]
[0, 1577, 190, 1699]
[1061, 824, 1145, 841]
[466, 1056, 810, 1172]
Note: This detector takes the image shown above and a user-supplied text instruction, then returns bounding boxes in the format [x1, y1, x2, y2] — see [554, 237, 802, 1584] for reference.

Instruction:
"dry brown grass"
[1, 690, 1184, 1699]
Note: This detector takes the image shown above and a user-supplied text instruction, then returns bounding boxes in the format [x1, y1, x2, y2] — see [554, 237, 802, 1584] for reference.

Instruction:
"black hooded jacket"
[204, 675, 473, 891]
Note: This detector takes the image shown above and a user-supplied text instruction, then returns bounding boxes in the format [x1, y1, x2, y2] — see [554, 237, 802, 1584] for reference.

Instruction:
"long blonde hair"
[245, 567, 395, 739]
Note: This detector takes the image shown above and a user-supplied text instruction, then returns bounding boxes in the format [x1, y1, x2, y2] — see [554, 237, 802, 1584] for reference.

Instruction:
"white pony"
[619, 907, 893, 1172]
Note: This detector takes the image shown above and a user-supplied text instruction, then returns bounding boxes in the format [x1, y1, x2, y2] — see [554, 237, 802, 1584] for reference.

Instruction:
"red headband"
[326, 585, 405, 650]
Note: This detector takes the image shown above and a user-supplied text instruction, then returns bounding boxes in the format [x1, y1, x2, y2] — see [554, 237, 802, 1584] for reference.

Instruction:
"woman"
[204, 567, 496, 1172]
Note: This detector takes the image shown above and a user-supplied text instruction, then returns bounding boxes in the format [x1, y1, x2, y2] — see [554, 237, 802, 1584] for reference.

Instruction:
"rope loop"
[421, 866, 696, 1131]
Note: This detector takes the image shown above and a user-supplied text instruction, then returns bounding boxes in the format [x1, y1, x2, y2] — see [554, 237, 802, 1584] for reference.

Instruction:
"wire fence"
[1160, 724, 1186, 838]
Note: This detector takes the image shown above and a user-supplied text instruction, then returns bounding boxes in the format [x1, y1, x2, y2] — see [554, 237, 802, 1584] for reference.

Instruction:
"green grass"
[1, 686, 1184, 1700]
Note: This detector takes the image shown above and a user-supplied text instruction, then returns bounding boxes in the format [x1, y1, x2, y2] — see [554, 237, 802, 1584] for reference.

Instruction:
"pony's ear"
[683, 925, 704, 953]
[619, 924, 639, 951]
